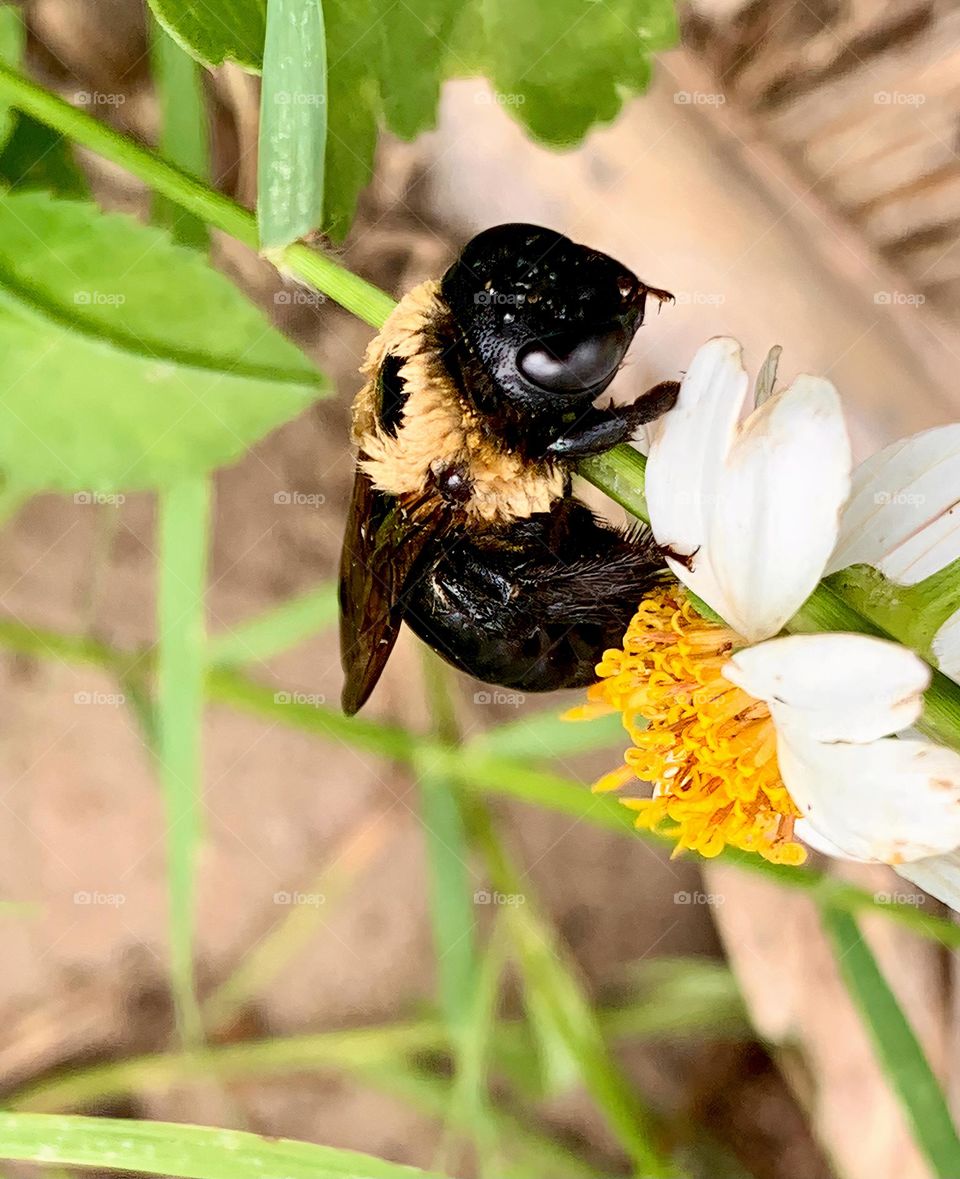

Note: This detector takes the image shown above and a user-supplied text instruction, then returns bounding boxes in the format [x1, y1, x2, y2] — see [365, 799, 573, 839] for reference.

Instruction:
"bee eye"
[516, 324, 627, 393]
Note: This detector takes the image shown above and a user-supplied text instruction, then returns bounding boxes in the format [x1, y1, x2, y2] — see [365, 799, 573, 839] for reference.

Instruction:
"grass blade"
[157, 477, 211, 1045]
[470, 805, 678, 1178]
[0, 1113, 450, 1179]
[0, 614, 958, 949]
[821, 905, 960, 1176]
[417, 655, 478, 1036]
[10, 983, 747, 1115]
[207, 582, 337, 667]
[418, 759, 479, 1036]
[467, 708, 625, 762]
[151, 21, 210, 249]
[258, 0, 326, 249]
[447, 924, 507, 1175]
[417, 654, 494, 1169]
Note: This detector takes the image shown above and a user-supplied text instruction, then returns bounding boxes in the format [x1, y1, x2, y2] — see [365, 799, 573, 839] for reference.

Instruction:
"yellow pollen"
[566, 585, 806, 866]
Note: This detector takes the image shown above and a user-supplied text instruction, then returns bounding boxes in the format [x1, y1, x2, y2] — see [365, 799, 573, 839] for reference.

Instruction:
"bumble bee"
[339, 223, 679, 715]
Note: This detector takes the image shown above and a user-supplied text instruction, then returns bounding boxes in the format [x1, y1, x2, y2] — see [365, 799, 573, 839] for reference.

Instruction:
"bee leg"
[659, 542, 699, 571]
[545, 380, 679, 459]
[402, 501, 667, 692]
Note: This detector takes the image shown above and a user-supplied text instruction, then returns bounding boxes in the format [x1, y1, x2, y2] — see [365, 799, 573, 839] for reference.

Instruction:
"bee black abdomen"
[401, 500, 665, 692]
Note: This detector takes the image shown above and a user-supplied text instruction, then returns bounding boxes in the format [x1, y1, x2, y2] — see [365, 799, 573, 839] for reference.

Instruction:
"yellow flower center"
[567, 585, 806, 865]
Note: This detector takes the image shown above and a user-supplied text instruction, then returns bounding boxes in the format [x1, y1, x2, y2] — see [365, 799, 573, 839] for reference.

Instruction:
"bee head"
[441, 223, 669, 417]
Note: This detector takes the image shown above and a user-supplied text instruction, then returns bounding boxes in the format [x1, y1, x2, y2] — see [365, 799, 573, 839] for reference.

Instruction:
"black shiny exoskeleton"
[339, 223, 678, 714]
[401, 499, 664, 693]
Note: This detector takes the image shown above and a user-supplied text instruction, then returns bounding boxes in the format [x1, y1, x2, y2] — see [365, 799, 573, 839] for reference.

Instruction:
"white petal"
[828, 424, 960, 583]
[896, 849, 960, 911]
[646, 340, 850, 641]
[724, 633, 930, 742]
[708, 376, 850, 641]
[775, 732, 960, 863]
[933, 608, 960, 683]
[795, 819, 872, 861]
[646, 337, 749, 613]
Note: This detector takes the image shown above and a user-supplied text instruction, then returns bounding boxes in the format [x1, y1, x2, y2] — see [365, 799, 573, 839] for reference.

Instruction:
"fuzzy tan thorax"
[352, 280, 565, 526]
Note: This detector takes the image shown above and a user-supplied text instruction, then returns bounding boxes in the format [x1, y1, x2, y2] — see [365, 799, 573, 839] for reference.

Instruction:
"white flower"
[644, 338, 960, 906]
[646, 337, 851, 642]
[826, 423, 960, 679]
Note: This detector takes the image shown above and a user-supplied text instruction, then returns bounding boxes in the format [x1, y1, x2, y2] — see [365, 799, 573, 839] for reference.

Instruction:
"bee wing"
[339, 468, 447, 715]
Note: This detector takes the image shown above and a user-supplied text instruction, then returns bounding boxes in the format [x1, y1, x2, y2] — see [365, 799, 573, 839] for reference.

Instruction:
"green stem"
[0, 62, 393, 328]
[2, 616, 957, 945]
[156, 478, 210, 1046]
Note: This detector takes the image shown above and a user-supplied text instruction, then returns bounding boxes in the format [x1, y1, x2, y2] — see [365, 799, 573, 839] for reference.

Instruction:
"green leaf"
[479, 0, 677, 144]
[0, 4, 25, 150]
[821, 906, 960, 1176]
[0, 1113, 452, 1179]
[376, 0, 459, 140]
[207, 582, 338, 667]
[0, 192, 323, 496]
[157, 478, 210, 1045]
[313, 0, 674, 239]
[146, 0, 266, 71]
[321, 0, 379, 241]
[0, 112, 88, 196]
[316, 0, 678, 239]
[258, 0, 327, 249]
